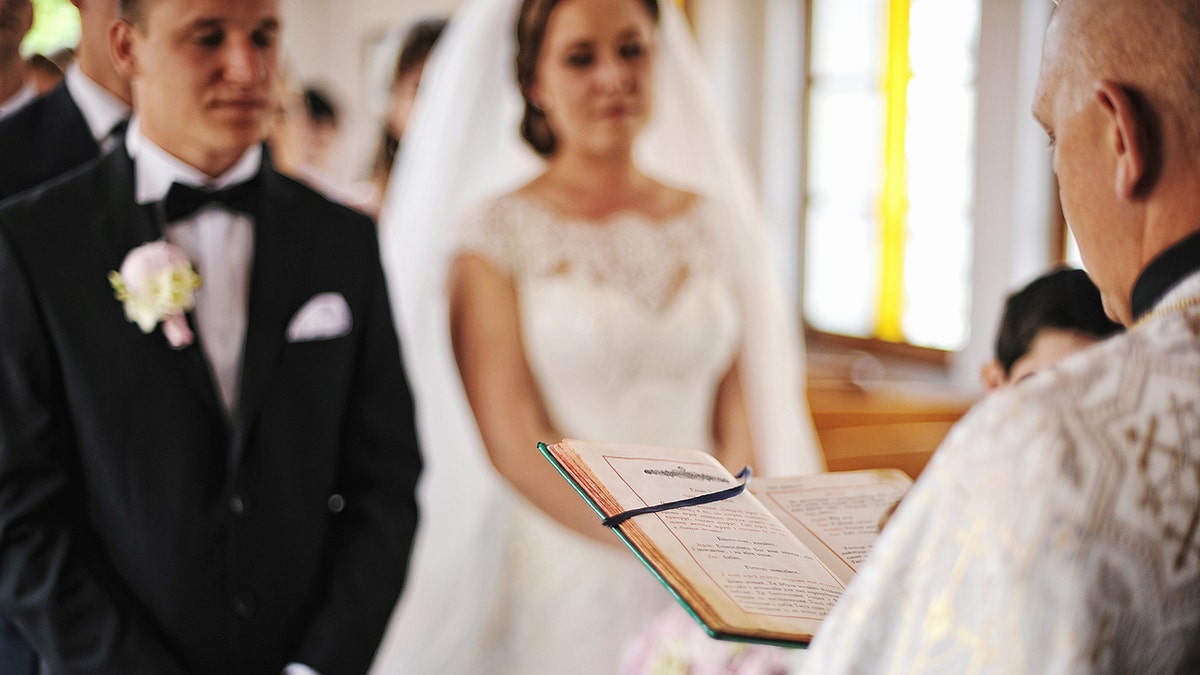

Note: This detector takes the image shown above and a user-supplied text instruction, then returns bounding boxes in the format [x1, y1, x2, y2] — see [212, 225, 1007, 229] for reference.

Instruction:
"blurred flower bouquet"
[622, 605, 794, 675]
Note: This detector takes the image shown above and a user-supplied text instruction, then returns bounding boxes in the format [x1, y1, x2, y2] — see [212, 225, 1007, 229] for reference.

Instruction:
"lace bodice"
[460, 193, 727, 311]
[457, 193, 743, 451]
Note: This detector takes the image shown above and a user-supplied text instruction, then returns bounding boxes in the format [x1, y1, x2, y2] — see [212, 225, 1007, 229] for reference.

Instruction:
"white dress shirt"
[64, 63, 131, 151]
[0, 80, 36, 121]
[126, 118, 258, 416]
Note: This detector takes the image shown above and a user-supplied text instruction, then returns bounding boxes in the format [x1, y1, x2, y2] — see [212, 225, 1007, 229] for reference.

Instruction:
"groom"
[0, 0, 421, 672]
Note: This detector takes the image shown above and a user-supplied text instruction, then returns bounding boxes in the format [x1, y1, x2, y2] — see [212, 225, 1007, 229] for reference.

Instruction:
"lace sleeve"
[454, 198, 516, 277]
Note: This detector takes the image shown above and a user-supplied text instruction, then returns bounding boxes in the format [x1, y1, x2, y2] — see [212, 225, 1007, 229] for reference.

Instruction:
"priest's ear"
[1094, 80, 1156, 199]
[109, 17, 142, 81]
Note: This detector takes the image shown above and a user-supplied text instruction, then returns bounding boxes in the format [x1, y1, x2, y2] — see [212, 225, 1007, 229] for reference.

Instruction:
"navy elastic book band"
[602, 466, 752, 528]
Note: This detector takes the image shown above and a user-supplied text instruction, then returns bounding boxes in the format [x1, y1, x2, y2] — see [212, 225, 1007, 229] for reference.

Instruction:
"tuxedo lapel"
[38, 84, 100, 180]
[90, 149, 155, 259]
[92, 150, 225, 419]
[232, 165, 306, 466]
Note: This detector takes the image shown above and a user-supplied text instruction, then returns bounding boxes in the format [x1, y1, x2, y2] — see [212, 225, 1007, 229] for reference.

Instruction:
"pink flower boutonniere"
[108, 241, 203, 349]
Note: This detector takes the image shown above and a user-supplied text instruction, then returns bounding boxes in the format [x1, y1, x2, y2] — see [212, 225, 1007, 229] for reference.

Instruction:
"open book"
[541, 438, 911, 647]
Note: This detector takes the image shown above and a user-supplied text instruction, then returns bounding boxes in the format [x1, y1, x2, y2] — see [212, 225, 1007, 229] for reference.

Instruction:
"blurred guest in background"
[45, 45, 73, 71]
[26, 53, 65, 94]
[301, 86, 339, 175]
[0, 0, 129, 668]
[269, 74, 377, 214]
[370, 17, 446, 203]
[0, 0, 131, 201]
[0, 0, 35, 120]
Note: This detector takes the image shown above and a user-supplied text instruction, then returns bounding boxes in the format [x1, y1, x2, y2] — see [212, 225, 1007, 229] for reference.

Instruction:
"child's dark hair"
[995, 267, 1123, 375]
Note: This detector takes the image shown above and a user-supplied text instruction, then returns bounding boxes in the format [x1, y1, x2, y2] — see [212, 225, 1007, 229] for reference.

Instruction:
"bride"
[371, 0, 823, 672]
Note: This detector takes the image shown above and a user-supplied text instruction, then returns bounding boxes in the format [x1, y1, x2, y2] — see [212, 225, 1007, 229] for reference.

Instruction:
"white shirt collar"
[0, 80, 37, 121]
[64, 63, 131, 143]
[125, 116, 263, 206]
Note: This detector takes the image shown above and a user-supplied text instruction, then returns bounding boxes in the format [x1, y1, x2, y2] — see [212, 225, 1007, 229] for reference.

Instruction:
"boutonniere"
[108, 241, 203, 349]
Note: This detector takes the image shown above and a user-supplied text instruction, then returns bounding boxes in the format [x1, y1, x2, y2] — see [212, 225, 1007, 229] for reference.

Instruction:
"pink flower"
[108, 241, 202, 349]
[161, 315, 194, 349]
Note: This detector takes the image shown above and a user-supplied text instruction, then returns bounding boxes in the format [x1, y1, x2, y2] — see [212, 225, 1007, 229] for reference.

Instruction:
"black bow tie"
[161, 178, 259, 223]
[107, 118, 129, 141]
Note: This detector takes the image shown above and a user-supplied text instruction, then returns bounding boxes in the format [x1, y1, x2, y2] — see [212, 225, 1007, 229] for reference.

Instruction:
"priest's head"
[1033, 0, 1200, 326]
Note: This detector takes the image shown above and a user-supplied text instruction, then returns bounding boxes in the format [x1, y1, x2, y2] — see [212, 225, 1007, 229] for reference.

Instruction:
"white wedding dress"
[452, 192, 743, 674]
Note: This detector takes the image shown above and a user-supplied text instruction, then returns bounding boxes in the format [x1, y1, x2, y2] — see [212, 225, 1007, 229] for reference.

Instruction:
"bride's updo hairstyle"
[516, 0, 660, 157]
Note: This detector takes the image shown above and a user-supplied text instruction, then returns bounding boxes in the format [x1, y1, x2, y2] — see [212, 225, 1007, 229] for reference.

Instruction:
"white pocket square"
[287, 292, 352, 342]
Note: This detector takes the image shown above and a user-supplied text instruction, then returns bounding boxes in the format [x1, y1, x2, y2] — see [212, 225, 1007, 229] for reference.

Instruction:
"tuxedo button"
[230, 494, 247, 516]
[327, 494, 345, 513]
[232, 595, 256, 618]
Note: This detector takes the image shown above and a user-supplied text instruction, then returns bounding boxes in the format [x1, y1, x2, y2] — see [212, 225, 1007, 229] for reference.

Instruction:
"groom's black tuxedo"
[0, 148, 422, 674]
[0, 82, 101, 201]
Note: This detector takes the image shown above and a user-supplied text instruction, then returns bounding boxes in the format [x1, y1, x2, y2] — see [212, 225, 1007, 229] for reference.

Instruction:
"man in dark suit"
[0, 0, 36, 120]
[0, 0, 422, 672]
[0, 0, 131, 200]
[1, 2, 133, 670]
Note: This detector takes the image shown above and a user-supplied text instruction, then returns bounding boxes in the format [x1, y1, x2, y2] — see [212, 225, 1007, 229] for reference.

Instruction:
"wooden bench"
[808, 380, 978, 479]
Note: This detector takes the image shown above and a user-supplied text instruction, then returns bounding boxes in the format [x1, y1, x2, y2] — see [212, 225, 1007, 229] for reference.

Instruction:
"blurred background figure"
[0, 0, 130, 664]
[302, 85, 340, 176]
[0, 0, 131, 201]
[25, 52, 63, 93]
[266, 68, 307, 177]
[45, 45, 72, 71]
[369, 17, 447, 203]
[268, 71, 377, 213]
[981, 266, 1123, 391]
[0, 0, 35, 120]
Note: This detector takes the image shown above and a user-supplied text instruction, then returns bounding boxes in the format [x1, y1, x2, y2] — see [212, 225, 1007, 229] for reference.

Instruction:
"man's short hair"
[117, 0, 147, 25]
[1065, 0, 1200, 148]
[995, 267, 1123, 375]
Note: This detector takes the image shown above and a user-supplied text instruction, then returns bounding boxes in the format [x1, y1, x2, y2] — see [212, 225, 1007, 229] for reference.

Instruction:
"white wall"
[691, 0, 806, 312]
[281, 0, 1059, 385]
[951, 0, 1055, 383]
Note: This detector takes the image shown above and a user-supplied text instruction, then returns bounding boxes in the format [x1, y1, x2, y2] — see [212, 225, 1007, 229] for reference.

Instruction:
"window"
[804, 0, 980, 351]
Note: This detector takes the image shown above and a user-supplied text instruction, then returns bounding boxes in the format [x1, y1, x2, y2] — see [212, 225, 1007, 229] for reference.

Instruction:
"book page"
[548, 440, 845, 640]
[749, 470, 911, 584]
